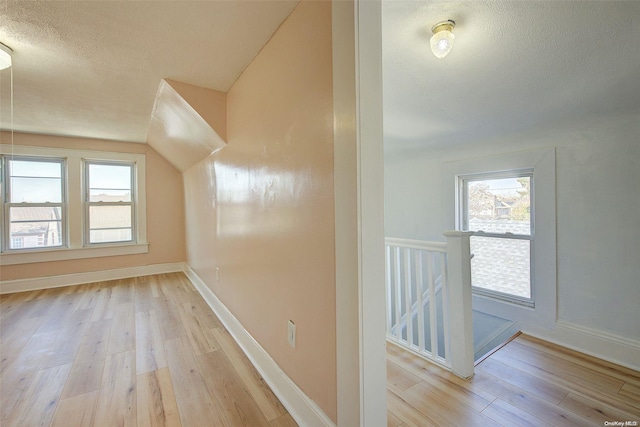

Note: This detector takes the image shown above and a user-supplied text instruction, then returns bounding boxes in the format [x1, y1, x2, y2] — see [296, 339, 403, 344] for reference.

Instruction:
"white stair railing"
[388, 274, 443, 338]
[385, 231, 474, 378]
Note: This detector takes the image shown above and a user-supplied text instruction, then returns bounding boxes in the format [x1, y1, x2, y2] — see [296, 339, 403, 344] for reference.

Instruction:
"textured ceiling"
[2, 1, 638, 149]
[383, 1, 640, 152]
[0, 0, 298, 143]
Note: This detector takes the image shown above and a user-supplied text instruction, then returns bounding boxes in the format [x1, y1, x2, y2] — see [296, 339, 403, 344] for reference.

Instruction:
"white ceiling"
[0, 0, 298, 143]
[382, 1, 640, 152]
[1, 1, 638, 149]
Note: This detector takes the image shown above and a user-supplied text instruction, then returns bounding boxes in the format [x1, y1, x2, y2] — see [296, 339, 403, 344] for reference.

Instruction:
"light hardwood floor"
[0, 273, 298, 427]
[387, 334, 640, 426]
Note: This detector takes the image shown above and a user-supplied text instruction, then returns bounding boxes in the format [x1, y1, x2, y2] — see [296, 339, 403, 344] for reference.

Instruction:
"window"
[444, 147, 556, 328]
[460, 171, 533, 305]
[0, 145, 147, 265]
[3, 157, 65, 250]
[85, 161, 135, 244]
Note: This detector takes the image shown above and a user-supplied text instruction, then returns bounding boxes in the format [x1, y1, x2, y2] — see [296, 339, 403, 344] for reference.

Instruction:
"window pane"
[90, 229, 132, 244]
[10, 177, 62, 203]
[88, 205, 132, 244]
[470, 236, 531, 299]
[10, 160, 61, 178]
[89, 205, 132, 230]
[86, 163, 135, 245]
[9, 207, 63, 249]
[466, 176, 531, 235]
[90, 189, 131, 202]
[89, 164, 132, 190]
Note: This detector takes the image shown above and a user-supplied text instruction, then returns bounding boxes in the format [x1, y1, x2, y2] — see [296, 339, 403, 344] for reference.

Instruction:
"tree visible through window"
[461, 171, 534, 304]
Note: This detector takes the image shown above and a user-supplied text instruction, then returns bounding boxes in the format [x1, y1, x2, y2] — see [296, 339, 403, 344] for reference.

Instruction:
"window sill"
[0, 243, 149, 266]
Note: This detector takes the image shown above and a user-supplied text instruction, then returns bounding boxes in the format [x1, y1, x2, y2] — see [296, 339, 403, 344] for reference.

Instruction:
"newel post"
[443, 230, 475, 379]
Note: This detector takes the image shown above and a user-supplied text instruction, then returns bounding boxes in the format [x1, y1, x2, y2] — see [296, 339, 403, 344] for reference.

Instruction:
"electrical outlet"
[287, 320, 296, 348]
[215, 267, 220, 282]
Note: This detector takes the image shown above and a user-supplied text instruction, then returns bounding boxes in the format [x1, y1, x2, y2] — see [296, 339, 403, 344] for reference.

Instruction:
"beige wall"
[0, 132, 186, 281]
[183, 1, 337, 421]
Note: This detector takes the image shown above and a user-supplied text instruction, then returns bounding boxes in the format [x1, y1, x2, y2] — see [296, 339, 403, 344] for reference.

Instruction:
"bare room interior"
[0, 1, 638, 426]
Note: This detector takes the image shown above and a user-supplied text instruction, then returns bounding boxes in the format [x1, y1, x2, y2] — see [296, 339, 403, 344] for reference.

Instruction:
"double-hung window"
[459, 170, 534, 306]
[0, 145, 147, 265]
[85, 161, 135, 244]
[2, 157, 66, 250]
[446, 148, 555, 326]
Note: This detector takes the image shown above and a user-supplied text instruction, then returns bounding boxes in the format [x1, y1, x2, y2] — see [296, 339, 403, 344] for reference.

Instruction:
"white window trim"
[0, 144, 147, 265]
[3, 155, 67, 251]
[84, 159, 136, 246]
[459, 170, 534, 307]
[443, 147, 556, 328]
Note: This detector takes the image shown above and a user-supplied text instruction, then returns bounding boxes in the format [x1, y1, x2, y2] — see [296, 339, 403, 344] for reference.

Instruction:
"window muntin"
[0, 145, 147, 264]
[3, 157, 65, 250]
[85, 161, 135, 245]
[460, 171, 534, 304]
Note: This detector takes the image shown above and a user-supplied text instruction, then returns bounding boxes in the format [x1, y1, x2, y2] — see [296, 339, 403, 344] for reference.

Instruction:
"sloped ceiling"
[0, 0, 298, 143]
[2, 1, 638, 150]
[383, 1, 640, 153]
[147, 79, 227, 172]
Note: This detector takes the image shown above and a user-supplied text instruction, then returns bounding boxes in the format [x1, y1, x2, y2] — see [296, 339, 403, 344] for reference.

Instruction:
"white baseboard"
[183, 265, 335, 427]
[522, 320, 640, 371]
[0, 262, 185, 294]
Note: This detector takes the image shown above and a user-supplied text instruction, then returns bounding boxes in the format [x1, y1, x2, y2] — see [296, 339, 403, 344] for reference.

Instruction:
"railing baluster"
[386, 245, 392, 334]
[403, 247, 413, 347]
[415, 250, 425, 353]
[394, 246, 402, 341]
[439, 252, 450, 364]
[427, 252, 437, 359]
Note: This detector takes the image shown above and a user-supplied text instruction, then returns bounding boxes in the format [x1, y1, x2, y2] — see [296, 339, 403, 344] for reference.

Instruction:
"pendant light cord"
[10, 62, 14, 158]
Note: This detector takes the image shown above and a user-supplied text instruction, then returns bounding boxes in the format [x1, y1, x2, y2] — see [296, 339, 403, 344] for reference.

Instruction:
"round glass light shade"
[0, 44, 12, 70]
[430, 30, 455, 59]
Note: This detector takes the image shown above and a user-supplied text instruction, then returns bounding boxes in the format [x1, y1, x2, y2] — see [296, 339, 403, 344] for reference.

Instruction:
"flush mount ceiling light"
[0, 42, 12, 70]
[430, 20, 455, 59]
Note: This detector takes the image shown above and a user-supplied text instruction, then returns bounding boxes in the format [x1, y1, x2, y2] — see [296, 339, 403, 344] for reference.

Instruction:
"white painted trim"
[183, 266, 336, 427]
[385, 237, 447, 253]
[0, 243, 149, 266]
[0, 262, 184, 294]
[0, 144, 147, 255]
[522, 320, 640, 371]
[443, 147, 557, 328]
[355, 1, 388, 426]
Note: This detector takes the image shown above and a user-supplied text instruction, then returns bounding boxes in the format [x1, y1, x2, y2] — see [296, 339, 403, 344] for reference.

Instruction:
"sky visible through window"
[89, 164, 132, 202]
[465, 175, 532, 300]
[89, 164, 131, 189]
[471, 177, 523, 197]
[9, 160, 62, 203]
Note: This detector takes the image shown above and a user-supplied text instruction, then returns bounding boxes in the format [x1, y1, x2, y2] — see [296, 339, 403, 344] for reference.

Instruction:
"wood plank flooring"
[387, 335, 640, 426]
[5, 272, 638, 426]
[0, 273, 296, 427]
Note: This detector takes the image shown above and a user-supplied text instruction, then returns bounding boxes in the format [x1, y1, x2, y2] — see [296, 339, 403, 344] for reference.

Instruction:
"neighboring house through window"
[0, 145, 147, 265]
[3, 157, 65, 250]
[459, 171, 533, 306]
[443, 147, 556, 327]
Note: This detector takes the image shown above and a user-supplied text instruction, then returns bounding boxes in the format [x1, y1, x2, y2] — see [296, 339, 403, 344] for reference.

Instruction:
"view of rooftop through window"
[5, 158, 64, 249]
[87, 162, 134, 244]
[463, 175, 533, 301]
